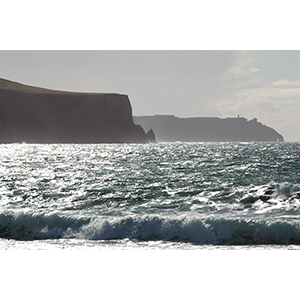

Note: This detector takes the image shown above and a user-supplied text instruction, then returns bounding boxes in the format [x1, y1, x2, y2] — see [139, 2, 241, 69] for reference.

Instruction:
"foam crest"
[276, 183, 300, 198]
[63, 214, 300, 245]
[1, 211, 300, 245]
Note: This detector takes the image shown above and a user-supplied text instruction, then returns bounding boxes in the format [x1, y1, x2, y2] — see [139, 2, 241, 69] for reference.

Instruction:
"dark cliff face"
[0, 78, 149, 143]
[134, 115, 284, 142]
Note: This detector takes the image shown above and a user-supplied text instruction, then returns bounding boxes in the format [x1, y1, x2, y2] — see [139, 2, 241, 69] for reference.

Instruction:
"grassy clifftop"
[0, 78, 108, 96]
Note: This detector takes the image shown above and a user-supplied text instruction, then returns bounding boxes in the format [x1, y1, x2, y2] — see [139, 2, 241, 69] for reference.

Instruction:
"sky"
[1, 50, 300, 141]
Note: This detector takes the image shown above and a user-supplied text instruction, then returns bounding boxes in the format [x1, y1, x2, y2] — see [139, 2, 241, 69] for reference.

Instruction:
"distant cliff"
[134, 115, 284, 142]
[0, 78, 152, 143]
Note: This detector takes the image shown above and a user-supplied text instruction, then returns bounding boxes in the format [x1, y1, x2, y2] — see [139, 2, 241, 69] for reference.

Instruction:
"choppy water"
[1, 142, 300, 249]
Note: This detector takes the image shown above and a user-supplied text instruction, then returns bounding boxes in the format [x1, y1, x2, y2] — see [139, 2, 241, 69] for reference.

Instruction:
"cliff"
[134, 115, 284, 142]
[0, 78, 151, 143]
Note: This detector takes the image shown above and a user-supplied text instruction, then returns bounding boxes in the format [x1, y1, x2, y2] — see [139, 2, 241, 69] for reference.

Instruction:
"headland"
[0, 78, 153, 143]
[134, 115, 284, 142]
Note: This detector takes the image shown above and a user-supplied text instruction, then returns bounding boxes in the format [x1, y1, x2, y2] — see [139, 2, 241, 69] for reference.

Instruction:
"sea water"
[0, 142, 300, 249]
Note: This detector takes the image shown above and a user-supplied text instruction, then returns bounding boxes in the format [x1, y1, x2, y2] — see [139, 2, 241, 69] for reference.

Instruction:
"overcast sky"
[0, 50, 299, 141]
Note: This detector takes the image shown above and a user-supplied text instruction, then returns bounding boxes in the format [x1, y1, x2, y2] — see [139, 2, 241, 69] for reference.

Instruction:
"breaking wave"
[1, 212, 300, 245]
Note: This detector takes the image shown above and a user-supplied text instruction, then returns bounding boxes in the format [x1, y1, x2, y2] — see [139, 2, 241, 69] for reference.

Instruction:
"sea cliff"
[134, 115, 284, 142]
[0, 78, 151, 143]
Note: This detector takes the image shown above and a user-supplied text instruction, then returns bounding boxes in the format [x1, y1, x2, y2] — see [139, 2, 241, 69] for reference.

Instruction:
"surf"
[1, 211, 300, 245]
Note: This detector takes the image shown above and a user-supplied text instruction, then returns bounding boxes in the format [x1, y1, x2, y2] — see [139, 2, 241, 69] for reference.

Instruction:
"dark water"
[1, 142, 300, 249]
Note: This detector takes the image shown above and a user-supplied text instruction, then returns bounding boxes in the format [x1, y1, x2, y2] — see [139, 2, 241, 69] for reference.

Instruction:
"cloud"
[225, 51, 256, 78]
[249, 68, 260, 73]
[198, 51, 300, 140]
[221, 52, 300, 106]
[270, 79, 300, 89]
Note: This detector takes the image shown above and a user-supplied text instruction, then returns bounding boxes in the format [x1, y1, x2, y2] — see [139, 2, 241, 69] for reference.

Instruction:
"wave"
[1, 212, 300, 245]
[238, 182, 300, 208]
[0, 212, 89, 240]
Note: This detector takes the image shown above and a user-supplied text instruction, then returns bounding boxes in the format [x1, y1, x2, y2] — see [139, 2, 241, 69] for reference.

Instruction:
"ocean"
[1, 142, 300, 250]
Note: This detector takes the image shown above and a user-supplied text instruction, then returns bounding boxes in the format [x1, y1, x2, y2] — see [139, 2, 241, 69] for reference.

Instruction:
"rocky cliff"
[134, 115, 284, 142]
[0, 78, 151, 143]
